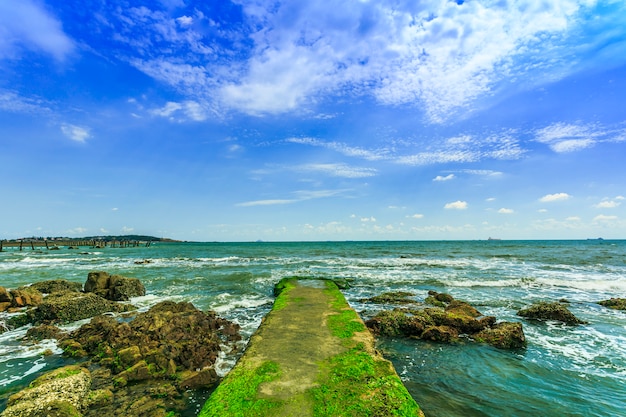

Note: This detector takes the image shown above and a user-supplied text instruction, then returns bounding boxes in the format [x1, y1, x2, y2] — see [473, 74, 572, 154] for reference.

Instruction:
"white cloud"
[236, 199, 297, 207]
[150, 100, 209, 121]
[594, 200, 621, 209]
[297, 163, 377, 178]
[593, 214, 618, 222]
[534, 122, 626, 153]
[444, 200, 468, 210]
[286, 137, 389, 161]
[565, 216, 581, 221]
[407, 214, 424, 219]
[121, 226, 135, 233]
[0, 0, 75, 61]
[539, 193, 571, 203]
[361, 216, 376, 222]
[0, 90, 51, 114]
[60, 124, 91, 143]
[236, 189, 347, 207]
[486, 197, 496, 202]
[498, 208, 514, 214]
[433, 174, 455, 182]
[67, 227, 87, 235]
[176, 16, 193, 27]
[94, 0, 608, 122]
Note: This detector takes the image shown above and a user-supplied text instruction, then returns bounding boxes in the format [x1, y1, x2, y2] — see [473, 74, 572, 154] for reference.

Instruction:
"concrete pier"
[200, 278, 423, 417]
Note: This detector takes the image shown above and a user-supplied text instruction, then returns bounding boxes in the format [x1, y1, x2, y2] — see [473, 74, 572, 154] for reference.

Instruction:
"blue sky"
[1, 0, 626, 241]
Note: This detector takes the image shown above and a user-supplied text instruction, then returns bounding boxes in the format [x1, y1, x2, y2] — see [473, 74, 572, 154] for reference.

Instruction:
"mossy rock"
[475, 322, 526, 349]
[598, 298, 626, 310]
[517, 301, 588, 325]
[359, 291, 416, 304]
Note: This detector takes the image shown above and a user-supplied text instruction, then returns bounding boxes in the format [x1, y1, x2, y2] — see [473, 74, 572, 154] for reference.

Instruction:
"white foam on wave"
[0, 356, 48, 387]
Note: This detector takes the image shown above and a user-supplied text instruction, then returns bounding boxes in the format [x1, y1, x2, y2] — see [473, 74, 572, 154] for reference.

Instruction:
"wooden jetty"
[0, 239, 152, 251]
[200, 278, 424, 417]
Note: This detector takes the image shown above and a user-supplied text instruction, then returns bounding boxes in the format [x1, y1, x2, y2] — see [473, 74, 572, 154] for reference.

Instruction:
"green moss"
[328, 309, 365, 339]
[272, 278, 297, 311]
[310, 344, 421, 417]
[198, 361, 282, 417]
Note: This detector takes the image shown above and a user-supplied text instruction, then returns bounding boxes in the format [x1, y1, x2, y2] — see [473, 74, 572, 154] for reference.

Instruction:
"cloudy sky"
[1, 0, 625, 241]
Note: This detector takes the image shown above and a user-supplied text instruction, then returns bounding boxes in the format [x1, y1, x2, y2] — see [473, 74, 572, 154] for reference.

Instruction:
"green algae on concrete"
[199, 278, 423, 417]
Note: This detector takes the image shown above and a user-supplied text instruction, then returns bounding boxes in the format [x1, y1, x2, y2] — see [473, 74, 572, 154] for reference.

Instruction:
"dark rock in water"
[84, 271, 146, 301]
[26, 324, 66, 341]
[30, 291, 135, 324]
[421, 325, 459, 342]
[517, 301, 588, 325]
[425, 290, 454, 307]
[359, 291, 416, 304]
[475, 322, 526, 349]
[365, 290, 526, 349]
[31, 279, 83, 294]
[598, 298, 626, 311]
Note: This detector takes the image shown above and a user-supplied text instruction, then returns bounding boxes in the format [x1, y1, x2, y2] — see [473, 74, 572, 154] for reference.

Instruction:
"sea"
[1, 240, 625, 417]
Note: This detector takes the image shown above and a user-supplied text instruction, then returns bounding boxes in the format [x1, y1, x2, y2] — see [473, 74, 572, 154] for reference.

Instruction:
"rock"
[53, 301, 240, 417]
[9, 287, 43, 308]
[108, 275, 146, 301]
[598, 298, 626, 311]
[84, 271, 146, 301]
[84, 271, 110, 294]
[475, 322, 526, 349]
[0, 302, 10, 313]
[1, 365, 91, 417]
[178, 367, 219, 389]
[425, 290, 454, 307]
[31, 291, 135, 324]
[517, 301, 588, 325]
[61, 300, 240, 374]
[365, 290, 526, 349]
[359, 291, 416, 304]
[0, 286, 12, 303]
[31, 279, 83, 294]
[26, 324, 66, 341]
[365, 309, 412, 337]
[421, 325, 458, 342]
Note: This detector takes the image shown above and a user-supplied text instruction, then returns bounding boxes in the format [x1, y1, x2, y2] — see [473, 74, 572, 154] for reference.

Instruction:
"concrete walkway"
[199, 278, 423, 417]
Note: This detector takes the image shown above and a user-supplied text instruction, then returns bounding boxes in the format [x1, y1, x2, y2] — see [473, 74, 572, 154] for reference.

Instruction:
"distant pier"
[0, 239, 152, 251]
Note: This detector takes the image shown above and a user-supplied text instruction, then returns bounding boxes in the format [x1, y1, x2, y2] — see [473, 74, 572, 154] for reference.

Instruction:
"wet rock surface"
[84, 271, 146, 301]
[365, 290, 526, 349]
[597, 298, 626, 311]
[517, 301, 588, 325]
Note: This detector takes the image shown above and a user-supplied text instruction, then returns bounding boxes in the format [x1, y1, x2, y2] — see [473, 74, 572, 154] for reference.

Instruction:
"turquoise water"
[1, 240, 625, 416]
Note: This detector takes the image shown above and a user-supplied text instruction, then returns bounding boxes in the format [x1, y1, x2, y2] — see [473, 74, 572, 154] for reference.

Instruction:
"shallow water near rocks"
[1, 240, 625, 416]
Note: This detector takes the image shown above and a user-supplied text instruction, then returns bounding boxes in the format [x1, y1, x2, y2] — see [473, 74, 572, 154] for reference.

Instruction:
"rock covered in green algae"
[598, 298, 626, 310]
[517, 301, 588, 325]
[365, 290, 526, 349]
[358, 291, 417, 304]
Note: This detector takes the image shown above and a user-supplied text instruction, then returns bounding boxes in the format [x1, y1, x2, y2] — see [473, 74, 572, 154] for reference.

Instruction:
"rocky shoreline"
[0, 273, 241, 417]
[361, 290, 621, 350]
